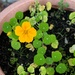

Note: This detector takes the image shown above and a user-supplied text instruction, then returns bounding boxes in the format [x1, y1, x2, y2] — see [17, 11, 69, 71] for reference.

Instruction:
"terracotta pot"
[0, 0, 75, 74]
[0, 0, 75, 35]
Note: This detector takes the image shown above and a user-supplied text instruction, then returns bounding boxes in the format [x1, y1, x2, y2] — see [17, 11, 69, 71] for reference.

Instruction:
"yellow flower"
[15, 22, 37, 43]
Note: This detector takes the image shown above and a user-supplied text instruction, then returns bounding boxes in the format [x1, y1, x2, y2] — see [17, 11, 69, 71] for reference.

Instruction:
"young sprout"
[69, 44, 75, 53]
[46, 67, 55, 75]
[68, 58, 75, 66]
[38, 5, 45, 11]
[46, 2, 52, 11]
[27, 65, 35, 73]
[39, 66, 46, 75]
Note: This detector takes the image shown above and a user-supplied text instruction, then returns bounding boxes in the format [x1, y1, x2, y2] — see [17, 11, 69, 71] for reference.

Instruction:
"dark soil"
[0, 9, 75, 75]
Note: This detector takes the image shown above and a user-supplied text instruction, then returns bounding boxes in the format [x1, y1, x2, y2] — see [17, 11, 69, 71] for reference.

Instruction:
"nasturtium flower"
[15, 22, 37, 43]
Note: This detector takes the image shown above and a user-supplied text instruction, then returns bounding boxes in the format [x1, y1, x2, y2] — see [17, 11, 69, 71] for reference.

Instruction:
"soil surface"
[0, 9, 75, 75]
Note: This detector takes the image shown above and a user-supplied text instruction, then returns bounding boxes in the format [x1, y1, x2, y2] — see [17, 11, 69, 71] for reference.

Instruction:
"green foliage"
[43, 34, 51, 45]
[39, 66, 46, 75]
[11, 40, 21, 50]
[2, 22, 12, 33]
[52, 51, 62, 62]
[9, 17, 17, 26]
[27, 66, 34, 73]
[69, 44, 75, 53]
[51, 40, 59, 49]
[39, 22, 49, 32]
[15, 11, 24, 20]
[58, 0, 69, 12]
[34, 54, 46, 65]
[17, 65, 24, 75]
[10, 57, 18, 65]
[33, 39, 42, 48]
[35, 30, 43, 39]
[46, 67, 55, 75]
[56, 63, 67, 74]
[69, 12, 75, 24]
[37, 47, 46, 55]
[46, 57, 53, 65]
[46, 2, 52, 11]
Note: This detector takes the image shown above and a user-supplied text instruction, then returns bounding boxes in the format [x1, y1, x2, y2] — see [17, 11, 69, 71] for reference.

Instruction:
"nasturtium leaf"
[52, 51, 62, 62]
[43, 34, 51, 45]
[30, 17, 36, 26]
[34, 54, 46, 65]
[41, 11, 48, 17]
[20, 71, 28, 75]
[68, 58, 74, 66]
[33, 39, 42, 48]
[17, 65, 24, 74]
[56, 63, 67, 74]
[38, 5, 45, 11]
[51, 40, 59, 49]
[2, 22, 12, 33]
[46, 57, 53, 65]
[39, 66, 46, 75]
[69, 12, 75, 20]
[72, 58, 75, 65]
[69, 44, 75, 53]
[37, 47, 46, 55]
[46, 67, 55, 75]
[27, 66, 34, 73]
[49, 34, 57, 43]
[11, 40, 21, 50]
[42, 15, 48, 22]
[9, 17, 17, 26]
[15, 11, 24, 20]
[35, 30, 43, 39]
[39, 22, 49, 32]
[46, 2, 52, 11]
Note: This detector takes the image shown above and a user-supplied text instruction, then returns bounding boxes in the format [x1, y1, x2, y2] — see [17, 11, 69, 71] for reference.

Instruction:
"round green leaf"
[52, 51, 62, 62]
[69, 12, 75, 20]
[49, 34, 57, 43]
[34, 54, 46, 65]
[39, 22, 49, 32]
[39, 66, 46, 75]
[33, 39, 42, 48]
[43, 34, 51, 45]
[2, 22, 12, 33]
[35, 30, 43, 39]
[46, 67, 55, 75]
[17, 65, 24, 74]
[15, 11, 24, 20]
[37, 47, 46, 55]
[27, 66, 34, 73]
[46, 57, 53, 65]
[9, 17, 17, 26]
[51, 40, 59, 49]
[11, 40, 21, 50]
[56, 63, 67, 74]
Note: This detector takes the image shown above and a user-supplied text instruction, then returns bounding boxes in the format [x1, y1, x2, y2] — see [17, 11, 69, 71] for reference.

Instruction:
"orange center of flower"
[15, 21, 37, 43]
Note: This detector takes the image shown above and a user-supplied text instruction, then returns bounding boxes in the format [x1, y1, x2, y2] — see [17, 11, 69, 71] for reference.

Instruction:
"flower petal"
[19, 34, 26, 43]
[25, 35, 33, 43]
[15, 26, 23, 36]
[22, 22, 31, 31]
[28, 27, 37, 37]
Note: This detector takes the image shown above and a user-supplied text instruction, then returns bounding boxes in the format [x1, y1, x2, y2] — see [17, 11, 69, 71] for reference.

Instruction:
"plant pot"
[0, 0, 75, 35]
[0, 0, 75, 75]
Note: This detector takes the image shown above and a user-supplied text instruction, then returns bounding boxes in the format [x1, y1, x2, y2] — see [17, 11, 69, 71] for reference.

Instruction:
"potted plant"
[0, 0, 75, 75]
